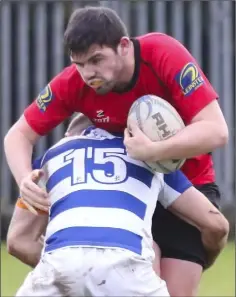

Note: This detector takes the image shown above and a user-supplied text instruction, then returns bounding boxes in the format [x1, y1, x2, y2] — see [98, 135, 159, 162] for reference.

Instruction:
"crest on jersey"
[175, 62, 204, 96]
[36, 85, 53, 112]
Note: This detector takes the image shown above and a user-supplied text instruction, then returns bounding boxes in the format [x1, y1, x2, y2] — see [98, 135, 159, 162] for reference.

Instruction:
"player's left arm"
[7, 199, 48, 267]
[159, 171, 229, 268]
[148, 35, 228, 160]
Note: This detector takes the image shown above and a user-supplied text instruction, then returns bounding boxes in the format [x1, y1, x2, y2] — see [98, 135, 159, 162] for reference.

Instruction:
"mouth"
[89, 80, 104, 88]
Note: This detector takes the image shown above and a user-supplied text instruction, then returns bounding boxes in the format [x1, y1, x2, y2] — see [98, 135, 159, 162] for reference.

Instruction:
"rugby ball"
[127, 95, 186, 173]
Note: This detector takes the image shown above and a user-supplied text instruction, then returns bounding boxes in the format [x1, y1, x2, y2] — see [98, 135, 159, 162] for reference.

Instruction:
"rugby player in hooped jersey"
[4, 6, 228, 297]
[8, 115, 228, 297]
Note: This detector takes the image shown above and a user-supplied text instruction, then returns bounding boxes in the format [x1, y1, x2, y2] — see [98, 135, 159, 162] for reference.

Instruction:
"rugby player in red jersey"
[4, 6, 228, 297]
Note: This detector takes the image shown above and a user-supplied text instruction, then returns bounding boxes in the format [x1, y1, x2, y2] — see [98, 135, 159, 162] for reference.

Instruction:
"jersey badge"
[93, 110, 110, 123]
[176, 62, 204, 96]
[36, 85, 53, 112]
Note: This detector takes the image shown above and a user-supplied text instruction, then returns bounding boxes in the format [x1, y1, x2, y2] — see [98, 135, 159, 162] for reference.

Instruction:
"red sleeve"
[151, 35, 219, 124]
[24, 66, 79, 135]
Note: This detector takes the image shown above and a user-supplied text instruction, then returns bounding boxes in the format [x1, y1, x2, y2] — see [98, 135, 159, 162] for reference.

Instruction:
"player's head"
[65, 113, 92, 137]
[64, 6, 134, 94]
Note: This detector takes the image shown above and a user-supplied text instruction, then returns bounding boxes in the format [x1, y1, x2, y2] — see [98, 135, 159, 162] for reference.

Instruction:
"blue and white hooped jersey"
[39, 127, 192, 259]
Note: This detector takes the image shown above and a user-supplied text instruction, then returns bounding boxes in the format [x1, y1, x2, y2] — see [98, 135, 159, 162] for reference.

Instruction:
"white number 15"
[64, 147, 128, 185]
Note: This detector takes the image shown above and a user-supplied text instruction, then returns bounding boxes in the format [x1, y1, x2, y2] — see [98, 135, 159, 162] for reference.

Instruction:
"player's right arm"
[159, 171, 229, 269]
[4, 117, 50, 210]
[4, 66, 77, 210]
[7, 198, 48, 267]
[142, 34, 228, 161]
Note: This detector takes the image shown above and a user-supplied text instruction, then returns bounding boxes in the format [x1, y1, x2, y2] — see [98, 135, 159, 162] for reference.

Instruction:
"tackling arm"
[159, 171, 229, 269]
[168, 187, 229, 268]
[7, 200, 48, 267]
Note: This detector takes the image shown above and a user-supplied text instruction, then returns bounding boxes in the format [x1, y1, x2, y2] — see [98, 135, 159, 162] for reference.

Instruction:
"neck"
[118, 41, 135, 84]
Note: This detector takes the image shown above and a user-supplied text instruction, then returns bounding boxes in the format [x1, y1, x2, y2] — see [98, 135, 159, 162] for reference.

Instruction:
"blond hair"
[65, 113, 92, 137]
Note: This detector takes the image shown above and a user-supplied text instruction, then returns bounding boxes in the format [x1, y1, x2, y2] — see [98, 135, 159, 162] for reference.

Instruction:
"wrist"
[148, 141, 166, 162]
[18, 170, 33, 185]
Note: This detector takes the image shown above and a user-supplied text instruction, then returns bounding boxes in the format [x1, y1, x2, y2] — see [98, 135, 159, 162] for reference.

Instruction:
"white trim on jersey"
[45, 207, 144, 240]
[48, 175, 161, 206]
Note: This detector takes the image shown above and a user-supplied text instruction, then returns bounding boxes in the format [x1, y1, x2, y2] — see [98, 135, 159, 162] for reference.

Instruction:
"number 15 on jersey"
[64, 147, 128, 185]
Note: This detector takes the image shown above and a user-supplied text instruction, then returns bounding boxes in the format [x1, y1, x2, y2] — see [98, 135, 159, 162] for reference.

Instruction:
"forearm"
[4, 128, 34, 186]
[149, 121, 228, 161]
[8, 237, 43, 268]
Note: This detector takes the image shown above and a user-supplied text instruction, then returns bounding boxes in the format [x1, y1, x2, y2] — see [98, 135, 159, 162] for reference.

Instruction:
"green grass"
[1, 244, 31, 297]
[1, 242, 235, 296]
[198, 242, 235, 296]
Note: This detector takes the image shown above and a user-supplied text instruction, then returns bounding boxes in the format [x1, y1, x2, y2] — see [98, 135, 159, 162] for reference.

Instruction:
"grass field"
[1, 242, 235, 296]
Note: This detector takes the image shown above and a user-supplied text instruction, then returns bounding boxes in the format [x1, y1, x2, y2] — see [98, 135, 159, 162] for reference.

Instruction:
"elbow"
[6, 235, 19, 257]
[4, 130, 11, 151]
[217, 216, 230, 238]
[219, 130, 229, 147]
[4, 127, 16, 153]
[202, 215, 229, 252]
[216, 124, 229, 147]
[7, 227, 24, 257]
[209, 215, 230, 243]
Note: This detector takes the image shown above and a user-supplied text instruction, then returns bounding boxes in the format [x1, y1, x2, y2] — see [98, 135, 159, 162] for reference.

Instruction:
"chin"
[112, 84, 127, 93]
[95, 84, 114, 95]
[95, 88, 110, 95]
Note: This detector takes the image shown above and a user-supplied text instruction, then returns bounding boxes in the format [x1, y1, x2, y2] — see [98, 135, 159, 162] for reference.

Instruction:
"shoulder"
[164, 171, 192, 193]
[136, 32, 185, 61]
[137, 32, 182, 49]
[53, 64, 85, 89]
[48, 64, 87, 107]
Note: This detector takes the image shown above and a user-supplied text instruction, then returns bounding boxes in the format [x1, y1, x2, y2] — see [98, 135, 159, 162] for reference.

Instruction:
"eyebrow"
[71, 53, 103, 65]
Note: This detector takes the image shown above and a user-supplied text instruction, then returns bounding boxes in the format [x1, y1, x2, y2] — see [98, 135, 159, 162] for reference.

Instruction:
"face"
[70, 38, 132, 94]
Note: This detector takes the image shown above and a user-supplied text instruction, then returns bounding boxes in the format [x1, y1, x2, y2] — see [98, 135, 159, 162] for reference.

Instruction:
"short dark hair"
[64, 6, 128, 54]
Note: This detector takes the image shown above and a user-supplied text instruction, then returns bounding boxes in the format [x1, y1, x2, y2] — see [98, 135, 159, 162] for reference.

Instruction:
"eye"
[91, 57, 103, 65]
[76, 63, 84, 68]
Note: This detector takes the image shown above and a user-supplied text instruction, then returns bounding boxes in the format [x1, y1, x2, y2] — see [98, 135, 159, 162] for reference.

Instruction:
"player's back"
[40, 127, 163, 260]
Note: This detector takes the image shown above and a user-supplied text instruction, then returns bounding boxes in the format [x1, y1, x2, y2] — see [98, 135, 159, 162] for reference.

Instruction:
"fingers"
[124, 123, 141, 145]
[19, 169, 50, 213]
[31, 169, 44, 183]
[21, 191, 49, 212]
[38, 235, 45, 245]
[21, 186, 50, 207]
[21, 179, 48, 199]
[21, 199, 38, 215]
[128, 121, 141, 135]
[124, 128, 130, 141]
[20, 180, 50, 212]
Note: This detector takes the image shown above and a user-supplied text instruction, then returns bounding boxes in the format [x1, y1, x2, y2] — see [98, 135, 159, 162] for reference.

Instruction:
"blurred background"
[0, 0, 235, 296]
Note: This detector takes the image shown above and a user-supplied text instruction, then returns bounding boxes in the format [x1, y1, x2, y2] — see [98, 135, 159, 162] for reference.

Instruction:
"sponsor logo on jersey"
[93, 110, 110, 123]
[36, 85, 53, 112]
[176, 62, 204, 96]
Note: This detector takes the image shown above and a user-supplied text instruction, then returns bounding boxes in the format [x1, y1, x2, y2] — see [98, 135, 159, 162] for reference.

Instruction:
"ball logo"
[128, 95, 153, 129]
[152, 112, 171, 139]
[129, 95, 152, 121]
[176, 62, 204, 96]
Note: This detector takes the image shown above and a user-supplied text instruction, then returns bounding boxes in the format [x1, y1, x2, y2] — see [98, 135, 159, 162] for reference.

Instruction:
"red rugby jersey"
[24, 33, 218, 184]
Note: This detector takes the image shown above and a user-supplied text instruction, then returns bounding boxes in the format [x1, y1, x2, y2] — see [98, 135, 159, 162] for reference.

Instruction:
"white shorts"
[16, 247, 169, 297]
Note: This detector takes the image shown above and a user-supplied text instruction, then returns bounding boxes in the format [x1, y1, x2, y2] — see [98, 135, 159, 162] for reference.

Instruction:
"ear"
[118, 37, 131, 56]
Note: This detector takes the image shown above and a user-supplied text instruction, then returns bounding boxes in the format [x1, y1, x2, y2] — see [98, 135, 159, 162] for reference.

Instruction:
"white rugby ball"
[127, 94, 186, 173]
